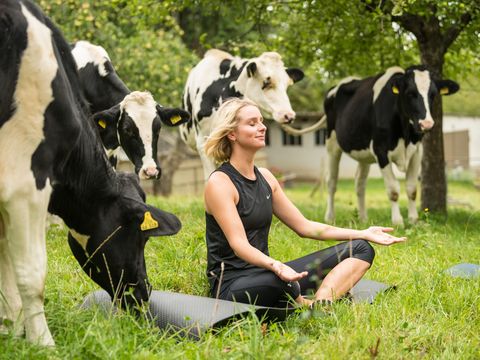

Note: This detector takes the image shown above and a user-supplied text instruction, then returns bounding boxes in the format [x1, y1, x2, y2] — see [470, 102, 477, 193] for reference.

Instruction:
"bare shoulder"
[207, 170, 231, 186]
[205, 170, 238, 200]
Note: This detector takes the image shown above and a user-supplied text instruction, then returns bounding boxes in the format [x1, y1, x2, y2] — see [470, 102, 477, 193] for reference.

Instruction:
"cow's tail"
[280, 114, 327, 136]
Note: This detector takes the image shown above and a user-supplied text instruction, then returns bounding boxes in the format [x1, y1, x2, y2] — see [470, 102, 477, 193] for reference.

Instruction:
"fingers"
[381, 236, 407, 245]
[370, 226, 394, 233]
[279, 269, 308, 282]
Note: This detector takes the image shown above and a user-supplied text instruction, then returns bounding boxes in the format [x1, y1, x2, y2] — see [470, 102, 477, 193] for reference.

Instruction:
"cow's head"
[392, 66, 459, 134]
[92, 91, 190, 179]
[71, 41, 130, 113]
[67, 173, 181, 308]
[236, 52, 304, 124]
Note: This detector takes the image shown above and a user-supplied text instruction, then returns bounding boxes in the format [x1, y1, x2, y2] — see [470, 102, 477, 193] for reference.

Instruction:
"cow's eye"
[407, 92, 417, 99]
[262, 78, 272, 90]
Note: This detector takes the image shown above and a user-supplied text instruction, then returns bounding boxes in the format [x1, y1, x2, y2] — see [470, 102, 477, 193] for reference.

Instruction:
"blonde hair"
[204, 98, 258, 164]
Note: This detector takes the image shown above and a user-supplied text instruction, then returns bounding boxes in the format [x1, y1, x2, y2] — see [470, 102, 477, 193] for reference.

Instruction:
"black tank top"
[205, 162, 273, 287]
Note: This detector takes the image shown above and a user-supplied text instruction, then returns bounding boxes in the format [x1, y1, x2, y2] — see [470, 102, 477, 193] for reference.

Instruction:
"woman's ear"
[227, 132, 236, 142]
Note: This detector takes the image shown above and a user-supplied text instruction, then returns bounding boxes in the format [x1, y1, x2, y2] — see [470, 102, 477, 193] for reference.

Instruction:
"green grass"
[1, 179, 479, 359]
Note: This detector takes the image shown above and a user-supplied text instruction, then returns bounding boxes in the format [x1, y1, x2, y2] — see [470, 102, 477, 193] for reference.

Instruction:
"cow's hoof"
[359, 215, 368, 223]
[408, 217, 418, 224]
[324, 214, 335, 223]
[392, 218, 404, 227]
[29, 332, 55, 347]
[0, 319, 25, 338]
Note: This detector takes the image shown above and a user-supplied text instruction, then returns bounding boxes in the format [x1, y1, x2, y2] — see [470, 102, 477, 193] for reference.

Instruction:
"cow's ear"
[286, 68, 304, 83]
[138, 204, 182, 237]
[435, 79, 460, 96]
[92, 104, 121, 130]
[247, 62, 257, 77]
[391, 78, 401, 95]
[156, 105, 190, 127]
[92, 105, 121, 148]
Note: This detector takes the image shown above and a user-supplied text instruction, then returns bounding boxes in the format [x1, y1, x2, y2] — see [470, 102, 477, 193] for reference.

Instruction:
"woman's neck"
[229, 152, 256, 180]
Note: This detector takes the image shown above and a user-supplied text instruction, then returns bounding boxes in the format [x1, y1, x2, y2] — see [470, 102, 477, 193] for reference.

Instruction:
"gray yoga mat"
[444, 263, 480, 279]
[80, 278, 393, 338]
[80, 290, 292, 338]
[349, 279, 395, 304]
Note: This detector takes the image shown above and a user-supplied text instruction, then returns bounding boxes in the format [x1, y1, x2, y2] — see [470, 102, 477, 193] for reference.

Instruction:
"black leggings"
[216, 240, 375, 307]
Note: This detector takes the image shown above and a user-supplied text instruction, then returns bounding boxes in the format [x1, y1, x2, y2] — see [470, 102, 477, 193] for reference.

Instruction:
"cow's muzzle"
[139, 166, 161, 180]
[419, 119, 434, 131]
[276, 111, 296, 124]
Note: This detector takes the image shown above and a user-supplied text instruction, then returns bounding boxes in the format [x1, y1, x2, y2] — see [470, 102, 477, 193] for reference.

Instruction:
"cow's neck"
[49, 123, 119, 231]
[223, 60, 248, 99]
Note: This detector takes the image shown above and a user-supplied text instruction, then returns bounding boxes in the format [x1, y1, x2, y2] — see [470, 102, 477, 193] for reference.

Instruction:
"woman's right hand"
[271, 260, 308, 282]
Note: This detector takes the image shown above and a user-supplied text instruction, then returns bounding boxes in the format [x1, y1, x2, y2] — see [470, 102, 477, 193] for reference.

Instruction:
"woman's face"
[230, 105, 267, 149]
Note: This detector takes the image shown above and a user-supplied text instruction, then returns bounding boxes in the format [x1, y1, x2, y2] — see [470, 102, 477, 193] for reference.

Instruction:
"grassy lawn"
[1, 179, 479, 359]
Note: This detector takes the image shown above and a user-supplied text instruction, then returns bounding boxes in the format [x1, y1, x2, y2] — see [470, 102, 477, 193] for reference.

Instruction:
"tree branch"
[392, 13, 426, 42]
[443, 11, 473, 50]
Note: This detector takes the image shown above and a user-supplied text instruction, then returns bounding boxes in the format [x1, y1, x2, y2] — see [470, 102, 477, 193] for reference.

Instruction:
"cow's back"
[181, 50, 244, 149]
[326, 76, 378, 153]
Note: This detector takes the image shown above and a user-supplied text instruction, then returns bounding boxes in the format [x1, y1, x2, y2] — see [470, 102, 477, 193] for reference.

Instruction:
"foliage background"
[40, 0, 480, 116]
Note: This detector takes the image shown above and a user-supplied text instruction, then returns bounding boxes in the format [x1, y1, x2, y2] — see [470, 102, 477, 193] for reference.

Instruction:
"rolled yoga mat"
[80, 278, 394, 338]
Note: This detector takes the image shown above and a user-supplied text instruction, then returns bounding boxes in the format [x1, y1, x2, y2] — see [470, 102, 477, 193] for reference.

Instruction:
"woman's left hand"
[361, 226, 407, 246]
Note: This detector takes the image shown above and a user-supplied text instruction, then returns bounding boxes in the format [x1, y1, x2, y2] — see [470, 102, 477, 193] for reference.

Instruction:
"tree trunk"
[418, 38, 447, 215]
[421, 95, 447, 214]
[153, 135, 191, 197]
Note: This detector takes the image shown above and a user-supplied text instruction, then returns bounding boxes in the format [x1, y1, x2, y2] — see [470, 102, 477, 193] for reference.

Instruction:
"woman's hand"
[271, 261, 308, 282]
[361, 226, 407, 246]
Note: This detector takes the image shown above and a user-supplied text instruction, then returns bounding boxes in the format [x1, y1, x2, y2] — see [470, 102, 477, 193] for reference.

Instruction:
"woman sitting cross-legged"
[203, 98, 406, 308]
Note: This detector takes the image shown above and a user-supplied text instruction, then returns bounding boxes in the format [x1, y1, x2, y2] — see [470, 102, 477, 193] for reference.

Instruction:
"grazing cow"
[180, 49, 304, 178]
[71, 41, 190, 179]
[324, 66, 459, 225]
[0, 0, 181, 346]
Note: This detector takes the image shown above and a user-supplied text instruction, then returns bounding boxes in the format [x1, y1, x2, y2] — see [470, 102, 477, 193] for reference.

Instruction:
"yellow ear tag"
[392, 86, 399, 94]
[140, 211, 158, 231]
[170, 115, 182, 124]
[440, 87, 449, 95]
[98, 119, 107, 129]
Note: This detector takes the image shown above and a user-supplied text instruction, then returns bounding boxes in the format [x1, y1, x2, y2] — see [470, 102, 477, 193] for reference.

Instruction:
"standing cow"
[180, 49, 304, 178]
[0, 0, 181, 346]
[324, 66, 459, 225]
[71, 41, 190, 179]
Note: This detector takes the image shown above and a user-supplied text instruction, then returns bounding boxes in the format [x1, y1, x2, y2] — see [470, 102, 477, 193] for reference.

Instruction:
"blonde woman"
[204, 98, 405, 307]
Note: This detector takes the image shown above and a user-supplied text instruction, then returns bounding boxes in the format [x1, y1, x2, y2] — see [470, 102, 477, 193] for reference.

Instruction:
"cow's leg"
[6, 194, 54, 346]
[406, 148, 421, 223]
[380, 164, 403, 226]
[355, 162, 371, 222]
[325, 134, 343, 223]
[0, 215, 25, 337]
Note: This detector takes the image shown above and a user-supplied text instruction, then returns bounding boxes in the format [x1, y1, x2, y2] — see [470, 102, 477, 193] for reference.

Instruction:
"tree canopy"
[42, 0, 480, 211]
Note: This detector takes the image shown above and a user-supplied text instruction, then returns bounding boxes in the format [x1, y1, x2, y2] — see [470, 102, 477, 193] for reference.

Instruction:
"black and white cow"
[71, 41, 190, 179]
[0, 0, 181, 346]
[180, 49, 304, 178]
[324, 66, 459, 225]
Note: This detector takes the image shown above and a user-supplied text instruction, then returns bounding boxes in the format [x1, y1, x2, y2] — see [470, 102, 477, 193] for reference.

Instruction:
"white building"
[264, 115, 479, 180]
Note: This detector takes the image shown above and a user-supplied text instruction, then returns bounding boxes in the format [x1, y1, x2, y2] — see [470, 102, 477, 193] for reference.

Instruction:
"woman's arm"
[204, 171, 307, 281]
[259, 168, 406, 246]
